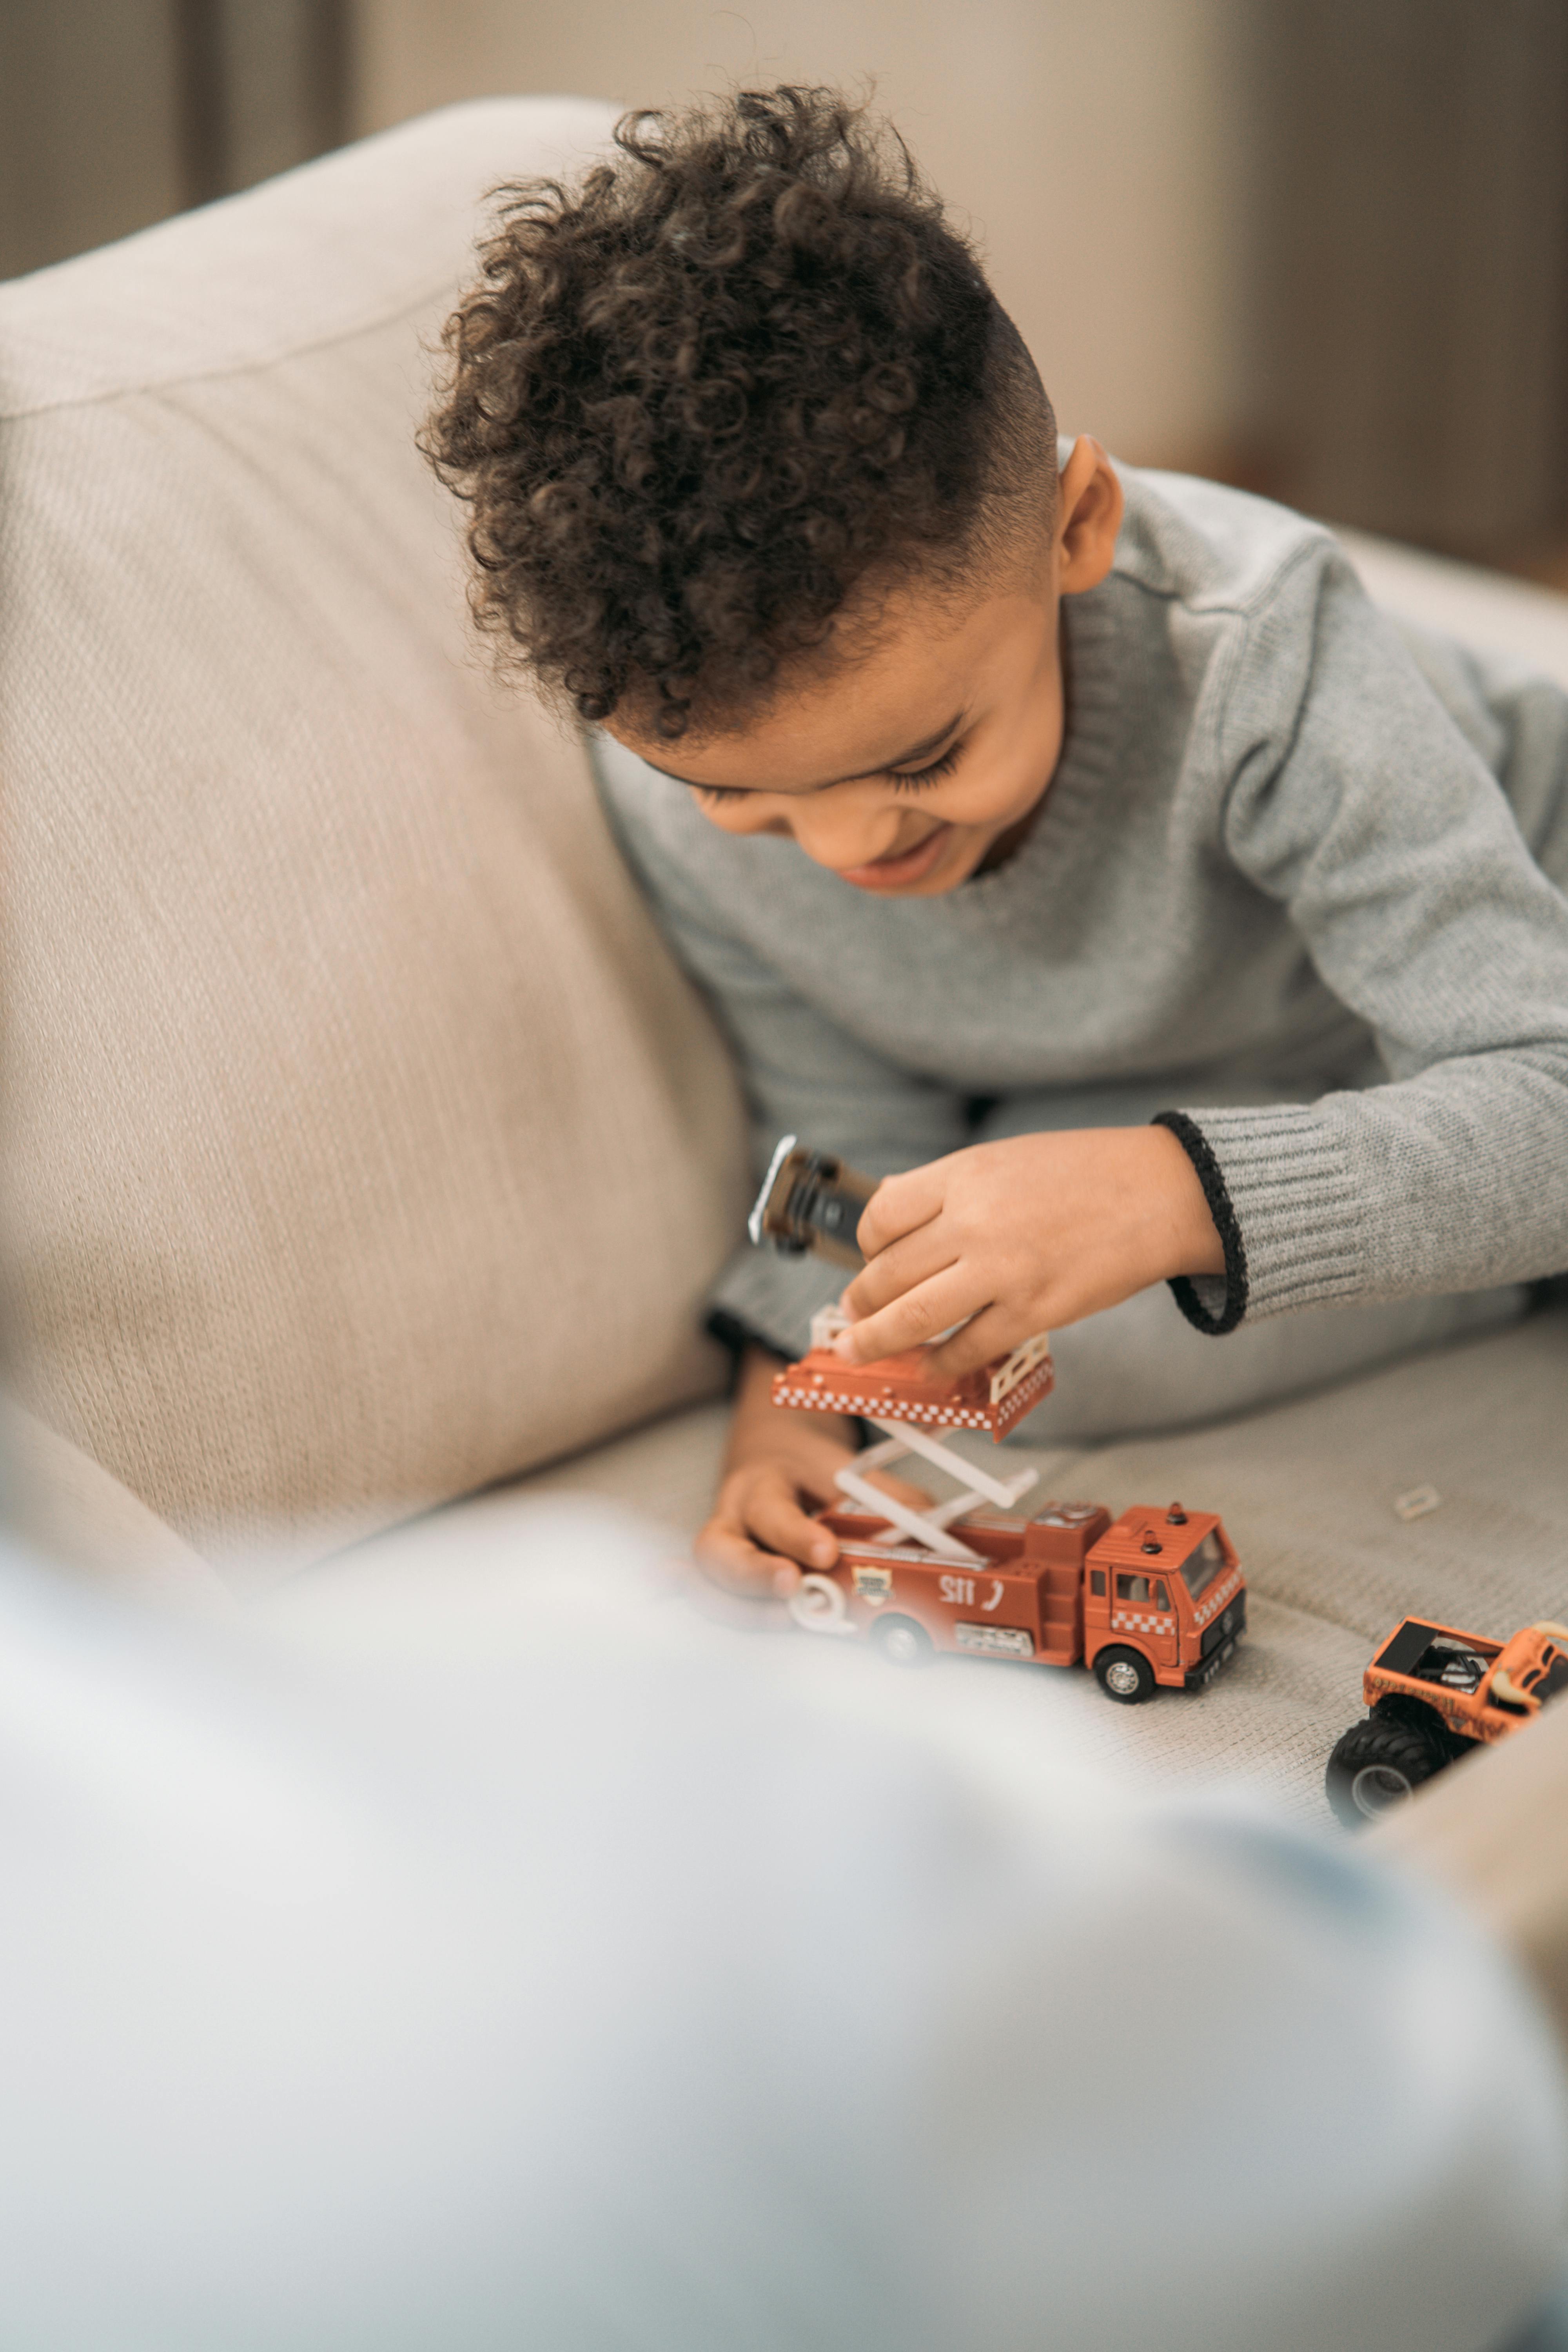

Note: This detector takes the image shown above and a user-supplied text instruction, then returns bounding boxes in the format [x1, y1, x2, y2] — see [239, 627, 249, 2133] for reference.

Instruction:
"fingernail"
[811, 1537, 834, 1565]
[833, 1328, 857, 1359]
[773, 1566, 799, 1599]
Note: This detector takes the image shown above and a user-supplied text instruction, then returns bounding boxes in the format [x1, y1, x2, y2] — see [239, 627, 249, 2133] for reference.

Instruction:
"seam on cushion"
[1241, 1584, 1394, 1646]
[0, 269, 460, 425]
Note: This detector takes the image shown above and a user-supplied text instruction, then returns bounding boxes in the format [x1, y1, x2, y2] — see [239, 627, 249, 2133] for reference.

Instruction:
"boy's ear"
[1054, 436, 1123, 597]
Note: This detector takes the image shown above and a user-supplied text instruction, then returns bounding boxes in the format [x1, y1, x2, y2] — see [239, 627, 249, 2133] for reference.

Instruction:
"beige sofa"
[4, 98, 1566, 1820]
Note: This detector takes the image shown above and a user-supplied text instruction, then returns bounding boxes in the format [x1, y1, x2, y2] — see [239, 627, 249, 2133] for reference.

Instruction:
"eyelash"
[890, 745, 962, 791]
[692, 742, 964, 806]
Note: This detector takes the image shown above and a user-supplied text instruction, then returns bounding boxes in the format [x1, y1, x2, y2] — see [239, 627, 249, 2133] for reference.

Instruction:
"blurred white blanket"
[0, 1501, 1561, 2351]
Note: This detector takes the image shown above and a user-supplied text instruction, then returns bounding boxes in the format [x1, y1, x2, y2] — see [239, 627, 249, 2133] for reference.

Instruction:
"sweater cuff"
[1152, 1111, 1248, 1333]
[1154, 1103, 1365, 1330]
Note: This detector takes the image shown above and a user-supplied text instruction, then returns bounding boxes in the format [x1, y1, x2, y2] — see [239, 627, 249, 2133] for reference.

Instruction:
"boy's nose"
[786, 802, 904, 872]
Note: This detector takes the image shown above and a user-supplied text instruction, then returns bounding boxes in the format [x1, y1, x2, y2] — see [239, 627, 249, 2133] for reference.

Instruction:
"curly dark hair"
[423, 86, 1056, 739]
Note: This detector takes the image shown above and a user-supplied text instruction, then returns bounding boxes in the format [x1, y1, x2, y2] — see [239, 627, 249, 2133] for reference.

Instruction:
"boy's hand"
[837, 1127, 1224, 1376]
[696, 1435, 932, 1600]
[697, 1340, 931, 1600]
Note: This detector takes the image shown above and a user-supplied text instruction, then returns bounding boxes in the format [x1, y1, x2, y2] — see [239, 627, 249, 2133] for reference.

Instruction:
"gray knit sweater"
[592, 468, 1568, 1354]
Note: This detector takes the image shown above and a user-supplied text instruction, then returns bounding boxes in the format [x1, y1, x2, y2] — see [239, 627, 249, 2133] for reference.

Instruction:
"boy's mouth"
[835, 824, 953, 891]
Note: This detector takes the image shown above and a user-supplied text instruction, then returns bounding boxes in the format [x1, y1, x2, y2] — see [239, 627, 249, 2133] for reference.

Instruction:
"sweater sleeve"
[591, 733, 970, 1358]
[1165, 546, 1568, 1332]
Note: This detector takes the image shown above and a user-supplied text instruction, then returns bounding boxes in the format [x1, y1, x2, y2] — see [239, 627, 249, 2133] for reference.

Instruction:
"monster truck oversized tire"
[1325, 1713, 1451, 1828]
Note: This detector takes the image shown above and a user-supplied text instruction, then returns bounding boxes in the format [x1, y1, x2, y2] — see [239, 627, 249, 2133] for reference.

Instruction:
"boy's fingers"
[922, 1303, 1027, 1381]
[835, 1266, 986, 1365]
[746, 1486, 839, 1570]
[856, 1162, 945, 1259]
[840, 1224, 958, 1322]
[693, 1517, 805, 1599]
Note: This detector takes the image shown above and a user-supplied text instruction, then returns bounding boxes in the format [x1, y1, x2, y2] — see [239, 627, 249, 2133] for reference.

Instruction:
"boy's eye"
[888, 743, 963, 790]
[690, 739, 963, 805]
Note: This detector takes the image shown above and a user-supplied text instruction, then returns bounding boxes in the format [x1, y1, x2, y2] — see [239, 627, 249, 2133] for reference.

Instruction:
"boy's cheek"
[693, 799, 794, 843]
[690, 797, 742, 831]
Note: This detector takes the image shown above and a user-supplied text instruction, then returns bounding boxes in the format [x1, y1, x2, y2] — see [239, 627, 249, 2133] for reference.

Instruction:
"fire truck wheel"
[1093, 1646, 1156, 1704]
[1324, 1714, 1450, 1828]
[871, 1614, 934, 1669]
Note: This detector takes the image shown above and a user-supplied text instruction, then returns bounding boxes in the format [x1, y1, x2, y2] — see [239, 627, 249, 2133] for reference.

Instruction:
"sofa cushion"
[0, 100, 750, 1568]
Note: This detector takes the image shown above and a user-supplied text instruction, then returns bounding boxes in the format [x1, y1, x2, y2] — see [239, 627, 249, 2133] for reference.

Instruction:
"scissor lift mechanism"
[808, 1305, 1041, 1563]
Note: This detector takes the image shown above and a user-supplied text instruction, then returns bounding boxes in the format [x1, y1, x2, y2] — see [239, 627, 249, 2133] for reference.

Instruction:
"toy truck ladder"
[809, 1307, 1040, 1563]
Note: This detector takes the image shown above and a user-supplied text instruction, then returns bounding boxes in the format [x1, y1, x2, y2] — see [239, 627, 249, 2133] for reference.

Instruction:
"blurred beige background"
[3, 0, 1565, 562]
[352, 0, 1254, 474]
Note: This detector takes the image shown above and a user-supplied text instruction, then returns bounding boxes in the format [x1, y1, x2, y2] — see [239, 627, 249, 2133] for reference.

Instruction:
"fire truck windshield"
[1179, 1531, 1228, 1601]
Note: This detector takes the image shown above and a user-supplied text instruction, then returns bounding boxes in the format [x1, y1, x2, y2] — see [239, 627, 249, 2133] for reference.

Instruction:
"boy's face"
[608, 438, 1123, 898]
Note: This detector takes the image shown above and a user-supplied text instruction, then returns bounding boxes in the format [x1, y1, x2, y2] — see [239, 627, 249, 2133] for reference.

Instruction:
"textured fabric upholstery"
[0, 100, 750, 1566]
[425, 1304, 1568, 1818]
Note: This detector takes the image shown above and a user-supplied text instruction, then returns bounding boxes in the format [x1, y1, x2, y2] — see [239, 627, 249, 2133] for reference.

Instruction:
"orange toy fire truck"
[771, 1306, 1246, 1702]
[1325, 1615, 1568, 1824]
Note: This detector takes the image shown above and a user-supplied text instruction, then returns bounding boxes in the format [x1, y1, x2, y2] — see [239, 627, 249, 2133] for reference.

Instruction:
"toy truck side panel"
[815, 1503, 1110, 1665]
[1015, 1502, 1113, 1664]
[820, 1534, 1065, 1664]
[840, 1548, 1058, 1661]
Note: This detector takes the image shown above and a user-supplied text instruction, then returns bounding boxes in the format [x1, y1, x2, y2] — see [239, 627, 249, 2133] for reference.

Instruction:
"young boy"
[426, 87, 1568, 1599]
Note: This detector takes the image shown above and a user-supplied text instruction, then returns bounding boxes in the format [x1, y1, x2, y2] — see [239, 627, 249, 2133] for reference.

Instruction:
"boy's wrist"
[1150, 1112, 1245, 1329]
[725, 1417, 858, 1481]
[724, 1343, 856, 1477]
[1144, 1120, 1227, 1278]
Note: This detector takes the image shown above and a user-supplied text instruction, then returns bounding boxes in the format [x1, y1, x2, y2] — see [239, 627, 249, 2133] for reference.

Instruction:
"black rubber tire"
[871, 1614, 935, 1668]
[1093, 1644, 1157, 1704]
[1325, 1712, 1451, 1827]
[1373, 1691, 1460, 1745]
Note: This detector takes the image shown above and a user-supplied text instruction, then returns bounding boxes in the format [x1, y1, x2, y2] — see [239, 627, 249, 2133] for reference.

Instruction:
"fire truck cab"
[1082, 1502, 1246, 1698]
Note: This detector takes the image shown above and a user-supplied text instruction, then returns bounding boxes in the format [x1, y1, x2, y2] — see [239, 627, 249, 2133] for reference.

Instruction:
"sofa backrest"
[0, 99, 750, 1569]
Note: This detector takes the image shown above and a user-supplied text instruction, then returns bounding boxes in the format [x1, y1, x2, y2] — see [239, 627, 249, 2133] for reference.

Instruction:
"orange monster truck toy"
[1325, 1615, 1568, 1825]
[748, 1139, 1247, 1701]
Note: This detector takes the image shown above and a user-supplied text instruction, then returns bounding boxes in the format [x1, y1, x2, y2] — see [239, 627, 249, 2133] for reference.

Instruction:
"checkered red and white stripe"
[1192, 1572, 1241, 1629]
[772, 1353, 1054, 1436]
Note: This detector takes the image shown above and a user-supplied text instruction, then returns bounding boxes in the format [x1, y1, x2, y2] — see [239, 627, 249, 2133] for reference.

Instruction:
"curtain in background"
[1252, 0, 1568, 556]
[0, 0, 350, 278]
